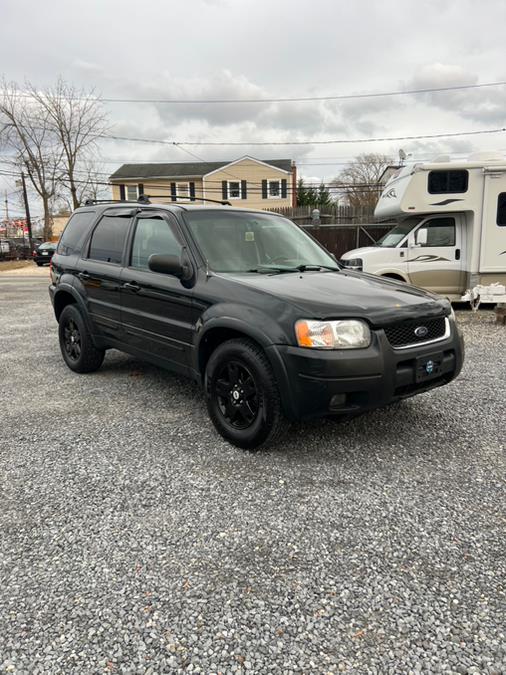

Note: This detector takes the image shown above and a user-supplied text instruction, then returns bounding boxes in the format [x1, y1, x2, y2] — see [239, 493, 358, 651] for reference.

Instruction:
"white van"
[340, 152, 506, 302]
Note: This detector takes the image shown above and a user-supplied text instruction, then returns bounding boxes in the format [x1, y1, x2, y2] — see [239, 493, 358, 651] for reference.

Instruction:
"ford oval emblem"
[414, 325, 428, 338]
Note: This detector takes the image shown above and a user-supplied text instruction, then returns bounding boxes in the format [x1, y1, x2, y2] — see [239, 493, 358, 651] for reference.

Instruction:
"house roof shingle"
[109, 158, 293, 181]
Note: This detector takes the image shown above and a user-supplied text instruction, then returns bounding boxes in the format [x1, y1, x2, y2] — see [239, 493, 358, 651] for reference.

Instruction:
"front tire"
[58, 304, 105, 373]
[205, 338, 289, 450]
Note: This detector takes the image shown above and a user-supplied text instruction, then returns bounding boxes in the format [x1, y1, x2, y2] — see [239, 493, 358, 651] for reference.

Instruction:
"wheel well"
[381, 273, 406, 282]
[54, 291, 76, 321]
[198, 327, 259, 376]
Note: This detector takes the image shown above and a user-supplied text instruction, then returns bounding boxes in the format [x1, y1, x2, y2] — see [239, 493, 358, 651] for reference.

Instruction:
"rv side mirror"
[415, 228, 428, 246]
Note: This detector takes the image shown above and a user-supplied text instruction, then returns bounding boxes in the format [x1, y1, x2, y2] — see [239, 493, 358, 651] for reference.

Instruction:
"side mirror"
[148, 254, 187, 278]
[415, 228, 427, 246]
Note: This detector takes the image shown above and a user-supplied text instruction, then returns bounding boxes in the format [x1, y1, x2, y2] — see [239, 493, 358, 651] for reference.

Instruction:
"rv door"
[407, 216, 465, 295]
[480, 172, 506, 274]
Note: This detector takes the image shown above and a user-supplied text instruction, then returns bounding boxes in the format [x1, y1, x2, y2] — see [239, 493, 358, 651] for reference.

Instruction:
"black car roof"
[74, 202, 281, 217]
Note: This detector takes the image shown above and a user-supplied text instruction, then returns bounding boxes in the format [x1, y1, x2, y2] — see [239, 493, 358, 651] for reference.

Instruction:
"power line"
[6, 80, 506, 104]
[99, 127, 506, 147]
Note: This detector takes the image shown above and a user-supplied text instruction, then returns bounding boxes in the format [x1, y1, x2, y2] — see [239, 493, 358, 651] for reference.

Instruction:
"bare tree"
[55, 158, 108, 209]
[27, 78, 108, 209]
[334, 153, 393, 210]
[0, 79, 63, 239]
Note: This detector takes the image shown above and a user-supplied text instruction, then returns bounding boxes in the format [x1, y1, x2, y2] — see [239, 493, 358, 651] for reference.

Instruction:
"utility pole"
[2, 191, 8, 238]
[20, 172, 33, 251]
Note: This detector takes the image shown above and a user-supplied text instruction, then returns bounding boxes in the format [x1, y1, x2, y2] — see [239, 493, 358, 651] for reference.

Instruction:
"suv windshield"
[376, 219, 422, 247]
[185, 210, 338, 273]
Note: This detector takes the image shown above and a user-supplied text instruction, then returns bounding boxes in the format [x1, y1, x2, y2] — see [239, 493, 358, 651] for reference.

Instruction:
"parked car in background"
[33, 241, 57, 266]
[0, 239, 11, 259]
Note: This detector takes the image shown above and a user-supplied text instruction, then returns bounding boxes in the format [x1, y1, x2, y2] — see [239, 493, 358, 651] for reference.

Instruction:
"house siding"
[205, 159, 292, 209]
[110, 158, 294, 209]
[111, 178, 205, 203]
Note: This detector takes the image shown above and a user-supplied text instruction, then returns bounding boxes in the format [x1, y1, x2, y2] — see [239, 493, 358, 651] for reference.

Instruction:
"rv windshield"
[376, 219, 421, 247]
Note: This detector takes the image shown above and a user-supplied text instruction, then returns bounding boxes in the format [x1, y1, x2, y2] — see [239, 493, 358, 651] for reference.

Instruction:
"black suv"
[49, 201, 464, 449]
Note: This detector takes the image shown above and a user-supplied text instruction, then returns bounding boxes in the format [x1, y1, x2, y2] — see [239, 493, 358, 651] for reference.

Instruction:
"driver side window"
[131, 216, 182, 270]
[416, 218, 456, 247]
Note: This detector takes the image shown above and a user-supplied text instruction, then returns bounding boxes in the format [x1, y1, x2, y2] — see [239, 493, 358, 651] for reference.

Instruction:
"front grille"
[384, 316, 446, 348]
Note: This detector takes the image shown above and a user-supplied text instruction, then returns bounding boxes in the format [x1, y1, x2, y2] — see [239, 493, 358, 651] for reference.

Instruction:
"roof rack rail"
[83, 196, 151, 206]
[144, 195, 231, 206]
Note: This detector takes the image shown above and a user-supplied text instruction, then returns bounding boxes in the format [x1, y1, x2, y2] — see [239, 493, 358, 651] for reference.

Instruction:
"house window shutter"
[241, 180, 247, 199]
[189, 182, 196, 201]
[138, 183, 144, 196]
[281, 179, 287, 198]
[222, 181, 228, 200]
[262, 180, 268, 199]
[119, 184, 126, 200]
[170, 182, 177, 202]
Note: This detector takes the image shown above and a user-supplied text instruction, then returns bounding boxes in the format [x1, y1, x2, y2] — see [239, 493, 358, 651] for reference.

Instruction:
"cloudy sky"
[1, 0, 506, 216]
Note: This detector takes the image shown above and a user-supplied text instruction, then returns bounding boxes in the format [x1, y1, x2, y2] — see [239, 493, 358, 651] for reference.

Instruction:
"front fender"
[194, 305, 298, 420]
[196, 302, 293, 348]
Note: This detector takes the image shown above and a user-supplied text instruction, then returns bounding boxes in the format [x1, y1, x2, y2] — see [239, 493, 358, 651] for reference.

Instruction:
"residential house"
[109, 156, 297, 209]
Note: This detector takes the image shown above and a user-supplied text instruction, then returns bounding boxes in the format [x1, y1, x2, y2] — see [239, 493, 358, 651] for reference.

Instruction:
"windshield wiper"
[248, 263, 341, 274]
[247, 265, 297, 274]
[295, 264, 341, 272]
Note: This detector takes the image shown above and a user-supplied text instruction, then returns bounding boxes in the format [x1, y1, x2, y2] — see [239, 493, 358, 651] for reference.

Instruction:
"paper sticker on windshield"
[245, 231, 255, 241]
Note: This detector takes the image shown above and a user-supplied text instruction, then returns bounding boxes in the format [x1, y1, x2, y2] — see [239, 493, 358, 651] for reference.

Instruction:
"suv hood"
[226, 270, 449, 326]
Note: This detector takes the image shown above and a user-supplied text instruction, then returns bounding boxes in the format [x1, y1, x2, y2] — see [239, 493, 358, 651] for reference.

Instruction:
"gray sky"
[2, 0, 506, 217]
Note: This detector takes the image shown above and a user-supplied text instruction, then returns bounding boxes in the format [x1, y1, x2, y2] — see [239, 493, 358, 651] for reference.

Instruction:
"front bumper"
[269, 319, 464, 420]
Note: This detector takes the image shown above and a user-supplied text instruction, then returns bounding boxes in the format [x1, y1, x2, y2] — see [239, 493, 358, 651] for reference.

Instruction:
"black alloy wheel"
[58, 304, 105, 373]
[63, 318, 82, 362]
[205, 338, 289, 450]
[213, 360, 259, 430]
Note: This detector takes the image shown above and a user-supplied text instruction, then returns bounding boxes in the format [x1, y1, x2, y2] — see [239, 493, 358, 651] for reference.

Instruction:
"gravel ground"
[0, 262, 50, 276]
[0, 278, 505, 675]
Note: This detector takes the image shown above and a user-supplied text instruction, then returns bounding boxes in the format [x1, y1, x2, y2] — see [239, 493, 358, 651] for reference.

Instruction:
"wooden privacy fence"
[301, 223, 394, 259]
[266, 205, 395, 257]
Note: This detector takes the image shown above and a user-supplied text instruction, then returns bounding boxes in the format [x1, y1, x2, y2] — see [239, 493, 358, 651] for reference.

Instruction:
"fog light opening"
[329, 393, 347, 410]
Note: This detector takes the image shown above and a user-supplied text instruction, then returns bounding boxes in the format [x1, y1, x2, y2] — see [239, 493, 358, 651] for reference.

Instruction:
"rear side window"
[497, 193, 506, 226]
[57, 211, 96, 255]
[428, 170, 468, 194]
[88, 215, 130, 264]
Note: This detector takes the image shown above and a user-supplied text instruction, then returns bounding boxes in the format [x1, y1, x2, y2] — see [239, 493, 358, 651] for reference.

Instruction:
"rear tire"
[36, 262, 43, 267]
[58, 304, 105, 373]
[205, 338, 289, 450]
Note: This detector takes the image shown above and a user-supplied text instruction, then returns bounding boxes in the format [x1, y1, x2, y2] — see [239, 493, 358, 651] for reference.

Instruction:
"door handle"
[78, 272, 90, 280]
[455, 248, 461, 261]
[123, 281, 141, 292]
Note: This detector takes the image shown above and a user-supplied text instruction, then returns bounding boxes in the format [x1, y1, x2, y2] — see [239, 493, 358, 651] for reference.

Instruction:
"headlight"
[295, 319, 371, 349]
[342, 258, 363, 270]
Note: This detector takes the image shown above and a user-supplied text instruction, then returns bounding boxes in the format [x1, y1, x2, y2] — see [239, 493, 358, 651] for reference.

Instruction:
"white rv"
[340, 152, 506, 302]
